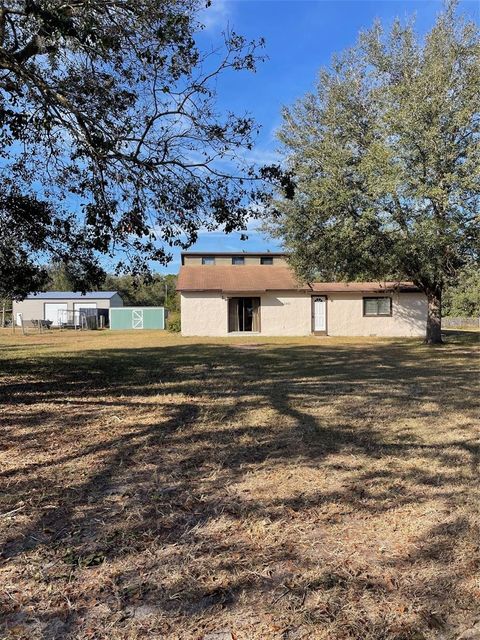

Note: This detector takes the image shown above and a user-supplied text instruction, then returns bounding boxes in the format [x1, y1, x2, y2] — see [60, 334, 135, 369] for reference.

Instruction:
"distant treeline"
[442, 266, 480, 318]
[46, 264, 179, 312]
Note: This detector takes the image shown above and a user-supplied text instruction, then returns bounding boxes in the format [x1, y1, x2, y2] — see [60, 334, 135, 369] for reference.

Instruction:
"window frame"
[362, 296, 392, 317]
[201, 256, 215, 265]
[231, 256, 245, 265]
[228, 297, 261, 332]
[260, 256, 273, 265]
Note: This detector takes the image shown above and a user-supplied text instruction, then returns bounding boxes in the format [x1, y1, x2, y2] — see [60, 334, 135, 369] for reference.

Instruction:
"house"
[13, 291, 124, 327]
[177, 252, 428, 337]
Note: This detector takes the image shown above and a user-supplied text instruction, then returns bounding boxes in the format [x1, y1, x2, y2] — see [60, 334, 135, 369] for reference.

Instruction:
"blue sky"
[162, 0, 479, 273]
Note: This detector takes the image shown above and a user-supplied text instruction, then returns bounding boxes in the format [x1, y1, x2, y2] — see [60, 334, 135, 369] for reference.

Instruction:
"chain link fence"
[443, 316, 480, 328]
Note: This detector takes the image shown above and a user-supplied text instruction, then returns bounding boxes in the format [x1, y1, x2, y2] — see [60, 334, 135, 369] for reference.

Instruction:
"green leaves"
[269, 3, 479, 296]
[443, 265, 480, 317]
[0, 0, 266, 291]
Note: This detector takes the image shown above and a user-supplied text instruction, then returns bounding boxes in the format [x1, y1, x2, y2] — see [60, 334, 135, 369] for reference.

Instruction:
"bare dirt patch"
[0, 330, 479, 639]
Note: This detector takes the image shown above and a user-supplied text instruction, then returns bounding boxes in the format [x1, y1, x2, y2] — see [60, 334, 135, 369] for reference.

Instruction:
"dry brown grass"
[0, 329, 479, 639]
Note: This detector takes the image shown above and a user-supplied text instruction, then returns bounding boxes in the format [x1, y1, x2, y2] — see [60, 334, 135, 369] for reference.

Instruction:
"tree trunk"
[425, 290, 443, 344]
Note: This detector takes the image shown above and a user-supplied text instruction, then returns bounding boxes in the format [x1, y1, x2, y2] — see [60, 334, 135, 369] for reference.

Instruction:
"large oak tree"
[266, 3, 479, 343]
[0, 0, 264, 297]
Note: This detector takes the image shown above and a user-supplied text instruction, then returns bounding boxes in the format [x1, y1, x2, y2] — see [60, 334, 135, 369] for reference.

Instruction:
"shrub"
[168, 313, 181, 333]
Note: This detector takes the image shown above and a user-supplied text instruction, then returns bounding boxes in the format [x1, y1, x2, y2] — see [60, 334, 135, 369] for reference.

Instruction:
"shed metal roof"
[26, 291, 120, 300]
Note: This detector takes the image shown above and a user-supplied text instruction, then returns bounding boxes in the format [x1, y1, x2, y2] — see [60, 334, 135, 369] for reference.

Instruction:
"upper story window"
[232, 256, 245, 265]
[260, 256, 273, 265]
[202, 256, 215, 265]
[363, 297, 392, 317]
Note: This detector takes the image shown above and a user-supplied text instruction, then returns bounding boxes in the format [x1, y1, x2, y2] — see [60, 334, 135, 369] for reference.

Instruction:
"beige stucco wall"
[181, 291, 311, 336]
[258, 292, 312, 335]
[326, 292, 427, 337]
[181, 292, 229, 336]
[181, 290, 428, 337]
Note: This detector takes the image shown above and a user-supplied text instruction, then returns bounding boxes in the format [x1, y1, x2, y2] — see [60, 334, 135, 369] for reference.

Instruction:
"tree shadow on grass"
[0, 335, 479, 638]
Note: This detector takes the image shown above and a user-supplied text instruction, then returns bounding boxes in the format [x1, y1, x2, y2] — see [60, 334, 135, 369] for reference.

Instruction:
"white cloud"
[200, 0, 232, 32]
[245, 146, 282, 166]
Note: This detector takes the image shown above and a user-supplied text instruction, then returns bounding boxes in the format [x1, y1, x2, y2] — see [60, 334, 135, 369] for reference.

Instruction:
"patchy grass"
[0, 329, 479, 640]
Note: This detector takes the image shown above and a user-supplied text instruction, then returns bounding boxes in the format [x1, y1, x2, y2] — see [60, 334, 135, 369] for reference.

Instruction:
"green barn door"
[132, 309, 144, 329]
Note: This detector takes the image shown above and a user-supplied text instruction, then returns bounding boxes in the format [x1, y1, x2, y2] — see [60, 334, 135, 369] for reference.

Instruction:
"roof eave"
[177, 288, 223, 293]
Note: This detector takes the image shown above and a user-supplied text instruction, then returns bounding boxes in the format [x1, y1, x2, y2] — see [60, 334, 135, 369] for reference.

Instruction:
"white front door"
[44, 303, 68, 326]
[313, 297, 326, 332]
[132, 309, 144, 329]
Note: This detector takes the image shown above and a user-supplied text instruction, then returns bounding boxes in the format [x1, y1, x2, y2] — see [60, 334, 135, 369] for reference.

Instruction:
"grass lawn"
[0, 329, 479, 640]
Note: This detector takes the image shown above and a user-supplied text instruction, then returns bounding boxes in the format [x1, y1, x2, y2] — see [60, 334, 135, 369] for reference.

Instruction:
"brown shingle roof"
[177, 265, 306, 292]
[176, 265, 419, 293]
[310, 282, 420, 292]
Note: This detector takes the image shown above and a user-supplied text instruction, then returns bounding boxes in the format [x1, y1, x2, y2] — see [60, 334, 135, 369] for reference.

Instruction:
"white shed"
[13, 291, 124, 327]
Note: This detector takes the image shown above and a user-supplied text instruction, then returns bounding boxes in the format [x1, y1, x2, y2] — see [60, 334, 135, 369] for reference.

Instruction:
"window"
[228, 297, 261, 332]
[232, 256, 245, 265]
[202, 256, 215, 265]
[260, 256, 273, 265]
[363, 297, 392, 317]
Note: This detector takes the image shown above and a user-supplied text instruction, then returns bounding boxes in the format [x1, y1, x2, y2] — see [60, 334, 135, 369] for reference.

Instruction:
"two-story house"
[176, 252, 428, 337]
